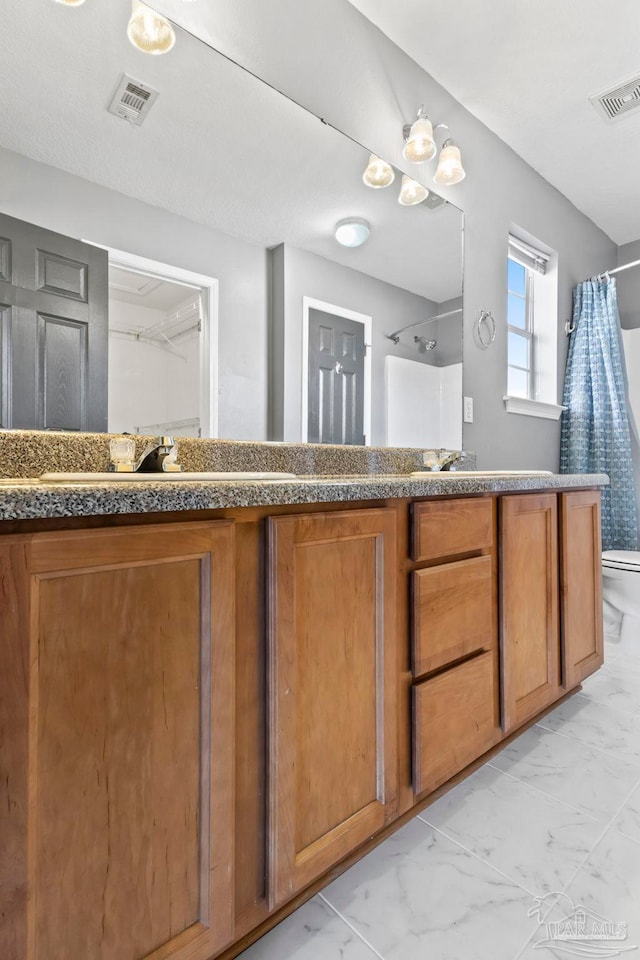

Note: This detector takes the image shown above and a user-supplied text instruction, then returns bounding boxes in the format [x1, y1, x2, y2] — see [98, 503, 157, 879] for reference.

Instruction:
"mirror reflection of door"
[0, 212, 108, 432]
[307, 306, 368, 445]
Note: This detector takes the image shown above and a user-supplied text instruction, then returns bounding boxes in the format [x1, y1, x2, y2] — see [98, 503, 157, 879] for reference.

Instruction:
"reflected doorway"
[104, 249, 218, 437]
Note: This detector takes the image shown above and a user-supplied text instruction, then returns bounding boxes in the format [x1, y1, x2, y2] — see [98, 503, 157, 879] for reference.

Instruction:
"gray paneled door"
[307, 307, 365, 445]
[0, 213, 108, 431]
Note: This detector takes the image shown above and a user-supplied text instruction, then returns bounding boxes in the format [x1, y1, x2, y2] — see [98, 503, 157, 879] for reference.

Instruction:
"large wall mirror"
[0, 1, 463, 448]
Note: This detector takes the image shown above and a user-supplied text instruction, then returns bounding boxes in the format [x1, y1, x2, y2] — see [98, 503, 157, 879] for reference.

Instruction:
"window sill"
[503, 396, 566, 420]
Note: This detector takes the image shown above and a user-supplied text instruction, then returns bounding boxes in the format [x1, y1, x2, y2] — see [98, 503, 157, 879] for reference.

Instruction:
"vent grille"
[590, 75, 640, 122]
[108, 74, 159, 126]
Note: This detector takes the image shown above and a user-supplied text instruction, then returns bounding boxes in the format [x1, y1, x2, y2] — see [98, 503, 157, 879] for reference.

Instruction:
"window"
[506, 235, 553, 405]
[507, 256, 534, 398]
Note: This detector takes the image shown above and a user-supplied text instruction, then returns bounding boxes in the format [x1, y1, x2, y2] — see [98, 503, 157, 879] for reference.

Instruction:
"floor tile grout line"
[484, 760, 606, 822]
[533, 718, 640, 768]
[512, 762, 640, 960]
[317, 893, 388, 960]
[578, 687, 640, 721]
[414, 816, 541, 898]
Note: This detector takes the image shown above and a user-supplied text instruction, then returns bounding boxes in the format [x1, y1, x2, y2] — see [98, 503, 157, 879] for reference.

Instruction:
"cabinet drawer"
[412, 498, 493, 562]
[412, 651, 497, 796]
[412, 555, 494, 676]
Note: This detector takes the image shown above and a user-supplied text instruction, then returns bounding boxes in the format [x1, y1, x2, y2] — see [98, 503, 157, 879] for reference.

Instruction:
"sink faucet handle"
[108, 437, 137, 473]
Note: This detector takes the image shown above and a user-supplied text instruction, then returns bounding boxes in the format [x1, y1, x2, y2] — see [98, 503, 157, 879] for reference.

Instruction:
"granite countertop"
[0, 472, 609, 522]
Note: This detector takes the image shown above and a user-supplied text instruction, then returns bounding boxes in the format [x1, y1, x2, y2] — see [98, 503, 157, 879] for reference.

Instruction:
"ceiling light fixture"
[362, 154, 395, 189]
[127, 0, 176, 55]
[335, 218, 370, 247]
[398, 175, 428, 206]
[52, 0, 87, 5]
[402, 110, 467, 187]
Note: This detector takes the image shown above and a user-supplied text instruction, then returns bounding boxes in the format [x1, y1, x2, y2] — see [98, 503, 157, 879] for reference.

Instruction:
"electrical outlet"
[463, 396, 474, 423]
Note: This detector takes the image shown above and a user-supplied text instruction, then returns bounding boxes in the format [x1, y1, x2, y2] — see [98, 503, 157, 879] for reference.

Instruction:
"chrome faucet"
[422, 449, 467, 471]
[439, 450, 468, 471]
[135, 436, 182, 473]
[108, 436, 183, 473]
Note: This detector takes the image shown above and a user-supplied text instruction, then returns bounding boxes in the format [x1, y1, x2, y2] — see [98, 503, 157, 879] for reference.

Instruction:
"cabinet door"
[560, 491, 604, 688]
[500, 494, 560, 733]
[267, 508, 398, 908]
[0, 521, 235, 960]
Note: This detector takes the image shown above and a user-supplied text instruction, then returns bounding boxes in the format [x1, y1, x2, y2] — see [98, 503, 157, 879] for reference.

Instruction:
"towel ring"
[475, 310, 496, 349]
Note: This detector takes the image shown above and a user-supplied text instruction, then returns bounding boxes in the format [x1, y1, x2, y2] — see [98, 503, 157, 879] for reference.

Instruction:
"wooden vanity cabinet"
[500, 490, 603, 735]
[560, 490, 604, 688]
[0, 488, 605, 960]
[266, 507, 398, 909]
[0, 521, 236, 960]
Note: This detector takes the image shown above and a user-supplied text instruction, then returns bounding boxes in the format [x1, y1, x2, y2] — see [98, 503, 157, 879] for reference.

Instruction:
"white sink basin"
[409, 470, 554, 477]
[39, 471, 297, 483]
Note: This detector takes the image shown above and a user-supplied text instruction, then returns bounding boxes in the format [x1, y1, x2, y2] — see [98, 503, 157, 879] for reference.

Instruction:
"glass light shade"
[127, 0, 176, 55]
[434, 141, 466, 186]
[403, 116, 436, 163]
[335, 218, 370, 247]
[362, 154, 395, 189]
[398, 175, 428, 206]
[53, 0, 87, 5]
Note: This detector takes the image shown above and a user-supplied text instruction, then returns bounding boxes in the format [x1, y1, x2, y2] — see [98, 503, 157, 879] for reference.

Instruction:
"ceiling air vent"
[590, 74, 640, 122]
[108, 74, 159, 127]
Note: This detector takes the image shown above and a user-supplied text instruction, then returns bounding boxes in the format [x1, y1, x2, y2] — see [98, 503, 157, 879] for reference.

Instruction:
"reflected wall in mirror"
[0, 0, 463, 447]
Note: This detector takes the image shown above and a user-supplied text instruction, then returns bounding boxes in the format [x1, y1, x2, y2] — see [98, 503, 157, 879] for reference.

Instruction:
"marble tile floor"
[240, 636, 640, 960]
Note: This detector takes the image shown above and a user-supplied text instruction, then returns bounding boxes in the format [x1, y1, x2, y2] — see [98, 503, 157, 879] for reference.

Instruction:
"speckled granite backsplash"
[0, 430, 476, 478]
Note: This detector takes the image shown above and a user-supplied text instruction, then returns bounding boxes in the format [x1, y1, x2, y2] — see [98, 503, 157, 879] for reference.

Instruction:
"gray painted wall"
[270, 243, 445, 445]
[0, 146, 269, 442]
[156, 0, 618, 469]
[618, 240, 640, 329]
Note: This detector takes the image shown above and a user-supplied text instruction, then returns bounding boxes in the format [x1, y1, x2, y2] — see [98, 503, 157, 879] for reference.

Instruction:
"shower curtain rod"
[387, 307, 462, 344]
[593, 257, 640, 280]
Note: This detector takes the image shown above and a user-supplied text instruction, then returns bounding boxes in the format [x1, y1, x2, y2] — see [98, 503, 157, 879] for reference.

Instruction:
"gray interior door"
[307, 307, 365, 445]
[0, 213, 108, 431]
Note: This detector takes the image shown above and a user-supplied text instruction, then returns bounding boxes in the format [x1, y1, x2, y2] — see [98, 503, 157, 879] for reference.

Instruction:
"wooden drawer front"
[413, 651, 497, 796]
[412, 555, 494, 676]
[412, 498, 493, 562]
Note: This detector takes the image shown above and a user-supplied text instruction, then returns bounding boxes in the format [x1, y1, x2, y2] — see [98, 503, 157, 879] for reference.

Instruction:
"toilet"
[602, 551, 640, 647]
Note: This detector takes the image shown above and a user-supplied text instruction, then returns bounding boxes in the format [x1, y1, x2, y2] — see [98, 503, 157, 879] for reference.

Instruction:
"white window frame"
[507, 253, 535, 400]
[504, 235, 565, 421]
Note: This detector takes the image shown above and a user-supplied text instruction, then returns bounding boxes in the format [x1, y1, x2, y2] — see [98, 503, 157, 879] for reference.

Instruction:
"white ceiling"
[348, 0, 640, 245]
[0, 0, 462, 303]
[109, 265, 198, 311]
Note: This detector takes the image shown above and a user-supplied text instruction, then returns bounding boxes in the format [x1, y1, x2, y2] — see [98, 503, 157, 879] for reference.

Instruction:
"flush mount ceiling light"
[398, 174, 428, 206]
[402, 107, 436, 163]
[402, 110, 467, 187]
[433, 138, 466, 186]
[335, 218, 370, 247]
[52, 0, 87, 5]
[127, 0, 176, 55]
[362, 154, 395, 189]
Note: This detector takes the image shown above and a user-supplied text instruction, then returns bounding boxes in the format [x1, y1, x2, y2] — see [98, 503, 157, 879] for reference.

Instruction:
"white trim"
[301, 296, 372, 444]
[503, 396, 566, 420]
[91, 243, 219, 438]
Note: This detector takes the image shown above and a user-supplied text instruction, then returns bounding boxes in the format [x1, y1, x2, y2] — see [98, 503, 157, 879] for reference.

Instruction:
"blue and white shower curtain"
[560, 276, 638, 550]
